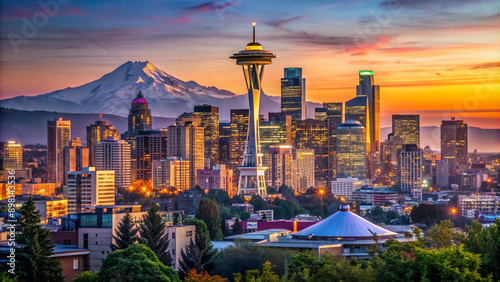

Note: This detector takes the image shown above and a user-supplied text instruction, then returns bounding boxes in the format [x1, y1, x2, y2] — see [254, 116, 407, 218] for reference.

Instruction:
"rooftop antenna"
[252, 21, 256, 42]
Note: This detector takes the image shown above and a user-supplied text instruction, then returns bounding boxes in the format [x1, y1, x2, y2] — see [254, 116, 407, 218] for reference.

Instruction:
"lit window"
[73, 259, 79, 270]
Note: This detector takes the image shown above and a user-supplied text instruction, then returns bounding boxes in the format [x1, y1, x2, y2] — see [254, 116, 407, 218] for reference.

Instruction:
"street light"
[318, 188, 325, 217]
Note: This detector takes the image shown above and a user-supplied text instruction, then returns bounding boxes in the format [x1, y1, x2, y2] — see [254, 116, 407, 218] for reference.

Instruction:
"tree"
[234, 261, 280, 282]
[425, 219, 459, 249]
[249, 195, 270, 211]
[195, 198, 223, 241]
[207, 190, 230, 206]
[16, 197, 63, 282]
[138, 204, 173, 266]
[239, 211, 251, 221]
[463, 219, 500, 280]
[72, 271, 98, 282]
[98, 244, 179, 282]
[110, 213, 138, 251]
[179, 218, 218, 278]
[232, 218, 243, 235]
[184, 270, 228, 282]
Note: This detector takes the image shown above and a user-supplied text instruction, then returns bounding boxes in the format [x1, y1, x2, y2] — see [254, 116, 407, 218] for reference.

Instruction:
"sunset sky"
[1, 0, 499, 128]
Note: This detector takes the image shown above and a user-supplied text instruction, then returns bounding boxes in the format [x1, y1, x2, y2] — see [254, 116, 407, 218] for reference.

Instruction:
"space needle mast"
[230, 22, 276, 196]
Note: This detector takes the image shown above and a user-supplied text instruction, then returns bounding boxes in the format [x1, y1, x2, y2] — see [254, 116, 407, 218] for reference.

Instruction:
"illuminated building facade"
[152, 157, 190, 191]
[66, 167, 115, 214]
[128, 92, 152, 137]
[3, 140, 23, 170]
[219, 123, 231, 165]
[86, 119, 120, 166]
[380, 134, 404, 185]
[63, 138, 89, 185]
[295, 149, 315, 193]
[356, 70, 380, 153]
[441, 117, 468, 180]
[229, 109, 249, 171]
[331, 177, 363, 200]
[95, 139, 131, 189]
[47, 118, 71, 185]
[295, 119, 329, 188]
[134, 130, 168, 182]
[337, 121, 366, 180]
[392, 115, 420, 146]
[167, 117, 204, 189]
[281, 67, 306, 120]
[197, 164, 234, 196]
[323, 102, 344, 181]
[267, 146, 295, 189]
[398, 144, 423, 199]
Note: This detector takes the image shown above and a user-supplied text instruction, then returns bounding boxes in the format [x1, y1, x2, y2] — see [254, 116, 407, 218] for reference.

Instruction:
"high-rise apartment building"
[219, 123, 231, 165]
[266, 146, 295, 189]
[436, 160, 450, 188]
[63, 138, 89, 185]
[281, 68, 306, 120]
[441, 117, 468, 180]
[152, 157, 190, 191]
[66, 167, 115, 214]
[86, 119, 120, 166]
[314, 108, 327, 121]
[197, 164, 234, 196]
[128, 92, 152, 137]
[294, 119, 329, 188]
[392, 115, 420, 146]
[167, 117, 204, 189]
[337, 121, 366, 180]
[95, 139, 131, 189]
[134, 130, 168, 181]
[3, 141, 23, 170]
[380, 134, 404, 185]
[295, 149, 315, 193]
[260, 112, 292, 152]
[47, 118, 71, 185]
[323, 102, 344, 181]
[182, 105, 220, 168]
[229, 109, 249, 170]
[398, 144, 423, 198]
[356, 70, 380, 152]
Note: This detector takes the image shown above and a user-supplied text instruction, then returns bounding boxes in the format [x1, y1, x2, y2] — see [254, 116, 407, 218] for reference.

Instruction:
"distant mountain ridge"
[1, 108, 499, 152]
[0, 61, 319, 121]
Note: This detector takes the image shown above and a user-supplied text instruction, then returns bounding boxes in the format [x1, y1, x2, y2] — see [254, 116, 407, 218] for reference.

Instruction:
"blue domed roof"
[292, 205, 397, 240]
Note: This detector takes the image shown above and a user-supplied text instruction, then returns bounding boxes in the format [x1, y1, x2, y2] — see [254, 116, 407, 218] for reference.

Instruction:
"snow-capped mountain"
[0, 61, 293, 120]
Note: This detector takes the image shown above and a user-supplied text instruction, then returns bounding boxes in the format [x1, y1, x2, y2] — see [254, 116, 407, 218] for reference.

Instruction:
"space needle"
[230, 22, 276, 196]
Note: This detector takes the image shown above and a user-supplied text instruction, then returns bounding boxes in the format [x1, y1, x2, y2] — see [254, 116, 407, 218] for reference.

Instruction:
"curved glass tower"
[230, 22, 276, 196]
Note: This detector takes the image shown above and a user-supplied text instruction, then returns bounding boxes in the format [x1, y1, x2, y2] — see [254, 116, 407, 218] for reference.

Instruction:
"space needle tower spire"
[230, 22, 276, 197]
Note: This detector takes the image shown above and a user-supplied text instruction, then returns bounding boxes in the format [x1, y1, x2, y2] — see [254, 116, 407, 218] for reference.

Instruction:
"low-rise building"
[458, 194, 500, 218]
[331, 177, 364, 200]
[352, 186, 398, 206]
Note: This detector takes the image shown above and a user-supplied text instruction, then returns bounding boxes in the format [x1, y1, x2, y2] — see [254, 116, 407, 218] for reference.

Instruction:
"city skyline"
[0, 0, 499, 129]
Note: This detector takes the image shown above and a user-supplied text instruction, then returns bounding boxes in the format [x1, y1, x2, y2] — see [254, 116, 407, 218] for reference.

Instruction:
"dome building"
[258, 203, 415, 258]
[128, 92, 152, 137]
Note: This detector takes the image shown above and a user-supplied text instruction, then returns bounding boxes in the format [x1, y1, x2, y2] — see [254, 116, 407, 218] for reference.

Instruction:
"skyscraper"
[267, 146, 295, 189]
[380, 134, 404, 185]
[392, 115, 420, 146]
[86, 119, 120, 166]
[295, 149, 315, 193]
[229, 109, 249, 171]
[337, 121, 366, 180]
[294, 119, 329, 188]
[398, 144, 423, 199]
[152, 157, 190, 191]
[182, 104, 220, 168]
[66, 167, 115, 214]
[436, 160, 450, 188]
[314, 108, 327, 121]
[345, 96, 370, 154]
[134, 130, 168, 182]
[63, 138, 89, 185]
[3, 141, 23, 170]
[281, 67, 306, 120]
[230, 22, 276, 196]
[128, 92, 152, 137]
[441, 117, 468, 179]
[260, 113, 292, 152]
[167, 117, 204, 189]
[323, 102, 344, 181]
[219, 123, 231, 165]
[356, 70, 380, 152]
[47, 118, 71, 185]
[95, 139, 131, 189]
